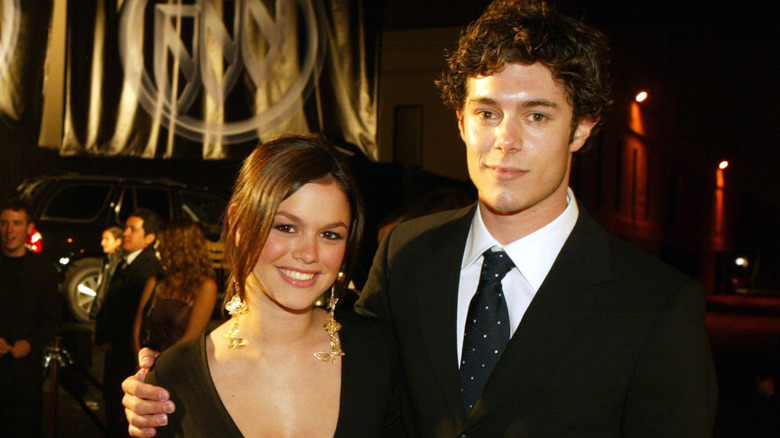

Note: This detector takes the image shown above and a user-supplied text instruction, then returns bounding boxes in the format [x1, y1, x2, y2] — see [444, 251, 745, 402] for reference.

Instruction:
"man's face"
[123, 216, 154, 253]
[1, 209, 34, 257]
[458, 62, 596, 223]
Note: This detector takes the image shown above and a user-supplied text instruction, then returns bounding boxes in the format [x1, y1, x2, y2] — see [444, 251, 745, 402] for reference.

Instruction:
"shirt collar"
[125, 248, 144, 265]
[462, 188, 579, 290]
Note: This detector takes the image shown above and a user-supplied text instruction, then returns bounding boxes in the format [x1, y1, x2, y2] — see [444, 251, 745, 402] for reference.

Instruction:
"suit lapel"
[416, 206, 475, 426]
[465, 207, 613, 425]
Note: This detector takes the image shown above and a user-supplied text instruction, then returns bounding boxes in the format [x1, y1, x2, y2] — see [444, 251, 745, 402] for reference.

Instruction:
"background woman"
[89, 226, 125, 319]
[101, 226, 123, 255]
[132, 218, 217, 355]
[129, 134, 401, 437]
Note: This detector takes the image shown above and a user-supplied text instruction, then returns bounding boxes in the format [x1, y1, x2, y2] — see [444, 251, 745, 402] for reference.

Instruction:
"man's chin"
[480, 196, 526, 216]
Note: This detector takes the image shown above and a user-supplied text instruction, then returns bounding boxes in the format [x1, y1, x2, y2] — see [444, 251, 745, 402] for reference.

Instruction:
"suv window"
[118, 186, 174, 223]
[181, 190, 226, 240]
[41, 183, 112, 222]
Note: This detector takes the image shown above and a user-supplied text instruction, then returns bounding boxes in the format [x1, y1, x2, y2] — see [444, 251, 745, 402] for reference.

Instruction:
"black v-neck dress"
[146, 311, 404, 437]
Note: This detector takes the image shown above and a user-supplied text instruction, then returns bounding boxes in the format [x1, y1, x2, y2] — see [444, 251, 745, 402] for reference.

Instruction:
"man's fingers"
[125, 403, 169, 426]
[122, 370, 170, 402]
[126, 408, 162, 437]
[127, 421, 158, 438]
[122, 371, 145, 397]
[123, 349, 171, 435]
[138, 347, 160, 369]
[122, 389, 174, 415]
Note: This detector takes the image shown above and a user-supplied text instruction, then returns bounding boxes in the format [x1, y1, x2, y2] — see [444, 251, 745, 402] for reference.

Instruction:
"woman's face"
[248, 181, 350, 312]
[101, 231, 122, 254]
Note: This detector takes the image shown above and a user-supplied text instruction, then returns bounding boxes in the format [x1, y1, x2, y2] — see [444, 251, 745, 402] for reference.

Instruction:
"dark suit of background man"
[0, 199, 60, 438]
[122, 1, 718, 436]
[356, 0, 718, 436]
[96, 208, 163, 437]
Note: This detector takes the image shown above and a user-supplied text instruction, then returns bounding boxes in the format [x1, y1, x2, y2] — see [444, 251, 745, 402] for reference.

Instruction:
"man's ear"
[144, 233, 156, 246]
[569, 117, 598, 153]
[456, 109, 465, 139]
[25, 221, 35, 237]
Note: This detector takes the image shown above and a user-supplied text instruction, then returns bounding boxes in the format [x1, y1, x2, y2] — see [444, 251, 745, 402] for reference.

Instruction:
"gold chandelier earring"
[315, 273, 345, 363]
[224, 283, 248, 349]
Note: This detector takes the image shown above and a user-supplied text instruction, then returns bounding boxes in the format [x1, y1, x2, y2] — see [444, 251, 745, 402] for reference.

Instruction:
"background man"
[121, 1, 717, 436]
[0, 198, 60, 437]
[95, 208, 163, 437]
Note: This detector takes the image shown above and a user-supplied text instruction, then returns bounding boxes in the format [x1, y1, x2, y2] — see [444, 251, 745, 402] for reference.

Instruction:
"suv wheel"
[62, 258, 103, 323]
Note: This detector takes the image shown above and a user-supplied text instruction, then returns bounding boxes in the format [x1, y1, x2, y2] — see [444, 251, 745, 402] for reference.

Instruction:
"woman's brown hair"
[156, 218, 215, 302]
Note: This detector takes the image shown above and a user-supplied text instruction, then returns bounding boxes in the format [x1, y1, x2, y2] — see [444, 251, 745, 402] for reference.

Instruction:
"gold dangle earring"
[224, 281, 248, 349]
[315, 273, 345, 363]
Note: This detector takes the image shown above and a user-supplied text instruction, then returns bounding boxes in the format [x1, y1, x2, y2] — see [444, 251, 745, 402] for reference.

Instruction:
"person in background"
[102, 226, 124, 255]
[377, 187, 474, 243]
[0, 198, 60, 437]
[90, 226, 125, 319]
[132, 218, 217, 356]
[95, 208, 164, 437]
[375, 207, 406, 245]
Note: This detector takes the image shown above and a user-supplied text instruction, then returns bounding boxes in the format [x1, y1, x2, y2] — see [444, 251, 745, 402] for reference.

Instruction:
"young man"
[95, 208, 163, 437]
[0, 199, 60, 437]
[122, 1, 717, 436]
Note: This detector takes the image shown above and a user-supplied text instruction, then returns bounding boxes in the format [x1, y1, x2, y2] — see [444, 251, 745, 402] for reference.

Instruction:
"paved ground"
[707, 294, 780, 437]
[45, 297, 780, 437]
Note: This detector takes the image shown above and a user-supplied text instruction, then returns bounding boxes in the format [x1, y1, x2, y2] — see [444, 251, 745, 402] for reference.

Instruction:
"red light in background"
[27, 229, 43, 253]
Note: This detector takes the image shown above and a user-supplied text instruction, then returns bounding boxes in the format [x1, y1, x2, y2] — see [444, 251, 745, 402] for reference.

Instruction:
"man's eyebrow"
[520, 99, 559, 109]
[467, 97, 499, 106]
[466, 97, 560, 109]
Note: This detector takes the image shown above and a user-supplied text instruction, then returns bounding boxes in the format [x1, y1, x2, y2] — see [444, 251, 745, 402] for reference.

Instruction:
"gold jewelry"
[314, 286, 344, 363]
[225, 294, 248, 349]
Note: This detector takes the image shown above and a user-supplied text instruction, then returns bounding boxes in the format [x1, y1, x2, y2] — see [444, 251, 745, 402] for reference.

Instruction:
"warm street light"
[713, 161, 727, 248]
[635, 91, 648, 102]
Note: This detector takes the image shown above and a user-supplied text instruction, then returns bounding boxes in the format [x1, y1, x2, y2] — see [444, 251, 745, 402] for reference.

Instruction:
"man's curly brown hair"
[436, 0, 612, 142]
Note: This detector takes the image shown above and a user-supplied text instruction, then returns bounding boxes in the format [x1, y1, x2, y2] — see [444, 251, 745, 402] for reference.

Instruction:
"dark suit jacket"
[95, 246, 163, 350]
[0, 251, 60, 357]
[357, 204, 718, 437]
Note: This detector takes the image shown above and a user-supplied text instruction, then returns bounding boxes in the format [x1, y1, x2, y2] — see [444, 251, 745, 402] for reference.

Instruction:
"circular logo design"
[0, 0, 21, 79]
[119, 0, 326, 144]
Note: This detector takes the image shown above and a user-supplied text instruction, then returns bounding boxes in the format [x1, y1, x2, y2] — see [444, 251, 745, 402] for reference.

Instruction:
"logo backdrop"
[1, 0, 381, 160]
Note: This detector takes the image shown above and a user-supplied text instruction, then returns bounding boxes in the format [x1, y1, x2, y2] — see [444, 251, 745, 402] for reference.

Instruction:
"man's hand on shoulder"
[123, 348, 174, 437]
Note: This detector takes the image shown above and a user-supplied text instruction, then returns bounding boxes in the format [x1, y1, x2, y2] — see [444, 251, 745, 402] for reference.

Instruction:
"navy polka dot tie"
[460, 250, 515, 416]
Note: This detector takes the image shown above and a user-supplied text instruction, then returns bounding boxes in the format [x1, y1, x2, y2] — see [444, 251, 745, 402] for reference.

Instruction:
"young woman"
[132, 218, 217, 356]
[131, 135, 401, 437]
[101, 226, 124, 255]
[90, 226, 125, 319]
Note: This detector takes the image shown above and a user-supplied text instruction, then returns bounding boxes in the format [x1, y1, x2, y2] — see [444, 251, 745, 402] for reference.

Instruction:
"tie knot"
[480, 250, 515, 283]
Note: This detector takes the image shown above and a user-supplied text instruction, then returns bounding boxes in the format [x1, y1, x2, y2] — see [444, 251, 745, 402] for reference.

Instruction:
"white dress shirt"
[125, 248, 143, 265]
[456, 189, 579, 365]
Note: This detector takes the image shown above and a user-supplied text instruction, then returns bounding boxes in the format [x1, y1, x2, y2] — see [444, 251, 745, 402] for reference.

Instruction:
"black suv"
[16, 174, 228, 322]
